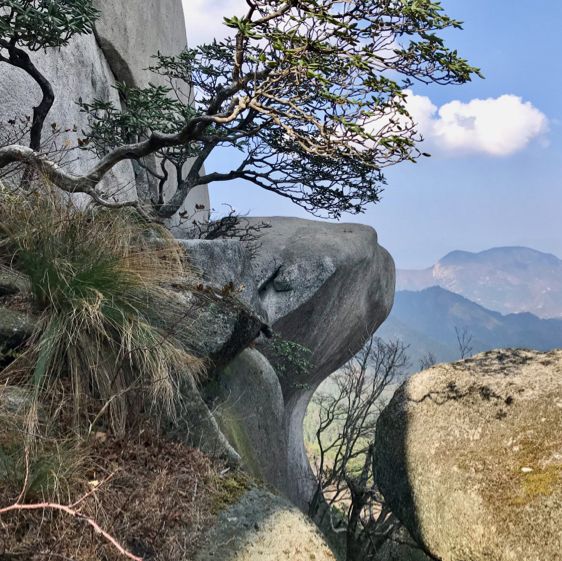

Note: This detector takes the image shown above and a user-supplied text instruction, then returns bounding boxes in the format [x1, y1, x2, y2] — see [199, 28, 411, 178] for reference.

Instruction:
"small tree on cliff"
[0, 0, 480, 219]
[309, 336, 409, 560]
[0, 0, 100, 151]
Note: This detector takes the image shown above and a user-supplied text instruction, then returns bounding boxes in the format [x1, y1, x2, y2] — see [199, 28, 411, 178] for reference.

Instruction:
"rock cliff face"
[185, 218, 395, 509]
[0, 0, 209, 219]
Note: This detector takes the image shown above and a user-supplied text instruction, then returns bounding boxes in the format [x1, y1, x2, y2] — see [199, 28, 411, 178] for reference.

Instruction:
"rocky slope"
[397, 247, 562, 318]
[0, 216, 394, 558]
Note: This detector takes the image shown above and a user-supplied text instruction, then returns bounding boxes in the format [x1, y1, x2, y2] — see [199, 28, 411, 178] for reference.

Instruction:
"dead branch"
[0, 460, 141, 561]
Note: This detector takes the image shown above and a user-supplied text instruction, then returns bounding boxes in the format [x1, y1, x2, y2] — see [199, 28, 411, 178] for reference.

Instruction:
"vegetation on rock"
[0, 0, 479, 220]
[0, 184, 204, 436]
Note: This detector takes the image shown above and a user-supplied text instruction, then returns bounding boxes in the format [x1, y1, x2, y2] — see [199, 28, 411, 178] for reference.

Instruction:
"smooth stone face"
[375, 349, 562, 561]
[92, 0, 210, 223]
[0, 34, 135, 196]
[250, 217, 395, 508]
[93, 0, 188, 89]
[195, 488, 337, 561]
[0, 0, 210, 217]
[201, 217, 395, 510]
[209, 349, 287, 490]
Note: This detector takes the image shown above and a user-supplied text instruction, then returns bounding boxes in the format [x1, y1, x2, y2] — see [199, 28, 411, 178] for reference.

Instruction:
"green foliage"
[79, 82, 198, 154]
[79, 0, 481, 219]
[0, 0, 99, 51]
[0, 184, 203, 435]
[266, 336, 312, 386]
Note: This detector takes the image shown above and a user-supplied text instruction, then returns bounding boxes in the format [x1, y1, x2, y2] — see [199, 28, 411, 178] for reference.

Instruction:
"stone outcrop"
[374, 349, 562, 561]
[92, 0, 187, 89]
[196, 487, 337, 561]
[186, 217, 395, 509]
[0, 1, 209, 218]
[251, 218, 395, 507]
[0, 307, 33, 351]
[210, 349, 287, 490]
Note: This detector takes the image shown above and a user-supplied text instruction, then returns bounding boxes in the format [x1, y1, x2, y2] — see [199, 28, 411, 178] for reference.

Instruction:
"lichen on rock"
[375, 349, 562, 561]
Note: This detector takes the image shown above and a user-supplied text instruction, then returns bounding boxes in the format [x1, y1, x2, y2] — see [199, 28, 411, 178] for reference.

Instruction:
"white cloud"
[182, 0, 247, 46]
[405, 91, 548, 157]
[181, 4, 548, 158]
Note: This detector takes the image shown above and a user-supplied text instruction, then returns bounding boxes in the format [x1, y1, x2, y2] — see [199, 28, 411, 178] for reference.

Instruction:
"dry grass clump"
[0, 183, 204, 435]
[0, 399, 88, 505]
[0, 423, 245, 561]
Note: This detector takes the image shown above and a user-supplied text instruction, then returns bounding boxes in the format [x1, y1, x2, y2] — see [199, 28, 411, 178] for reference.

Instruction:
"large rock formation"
[375, 349, 562, 561]
[187, 217, 395, 509]
[0, 1, 209, 218]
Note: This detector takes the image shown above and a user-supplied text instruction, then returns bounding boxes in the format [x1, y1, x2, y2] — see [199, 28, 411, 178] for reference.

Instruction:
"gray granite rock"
[158, 289, 265, 373]
[206, 217, 395, 509]
[0, 307, 34, 348]
[0, 34, 135, 197]
[195, 487, 336, 561]
[179, 239, 266, 318]
[0, 0, 210, 217]
[92, 0, 187, 89]
[209, 349, 286, 489]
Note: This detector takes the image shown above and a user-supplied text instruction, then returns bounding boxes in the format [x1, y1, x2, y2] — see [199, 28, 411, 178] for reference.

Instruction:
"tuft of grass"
[0, 400, 87, 503]
[0, 184, 204, 435]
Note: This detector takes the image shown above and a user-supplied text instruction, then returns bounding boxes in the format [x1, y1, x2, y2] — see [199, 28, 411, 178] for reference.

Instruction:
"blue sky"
[183, 1, 562, 268]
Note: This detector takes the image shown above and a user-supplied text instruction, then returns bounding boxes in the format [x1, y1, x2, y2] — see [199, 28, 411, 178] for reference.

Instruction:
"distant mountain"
[397, 247, 562, 319]
[378, 286, 562, 371]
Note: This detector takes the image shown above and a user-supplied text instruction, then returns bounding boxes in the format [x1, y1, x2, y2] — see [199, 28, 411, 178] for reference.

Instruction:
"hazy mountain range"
[379, 247, 562, 371]
[397, 247, 562, 319]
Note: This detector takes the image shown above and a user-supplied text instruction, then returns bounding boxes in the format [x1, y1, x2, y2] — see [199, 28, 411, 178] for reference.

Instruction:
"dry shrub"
[0, 183, 204, 436]
[0, 426, 248, 561]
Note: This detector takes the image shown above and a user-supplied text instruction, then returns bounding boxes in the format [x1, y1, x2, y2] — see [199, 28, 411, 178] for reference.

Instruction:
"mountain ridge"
[397, 246, 562, 318]
[378, 286, 562, 371]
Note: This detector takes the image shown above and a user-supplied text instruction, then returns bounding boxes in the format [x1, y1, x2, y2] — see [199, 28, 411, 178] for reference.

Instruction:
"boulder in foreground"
[196, 488, 336, 561]
[375, 349, 562, 561]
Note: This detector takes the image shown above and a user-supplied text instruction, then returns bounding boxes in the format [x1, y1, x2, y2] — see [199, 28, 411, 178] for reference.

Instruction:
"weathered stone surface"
[209, 349, 286, 489]
[158, 288, 263, 464]
[165, 289, 265, 372]
[0, 1, 210, 216]
[195, 487, 336, 561]
[207, 217, 395, 509]
[248, 217, 395, 387]
[92, 0, 210, 223]
[179, 239, 266, 317]
[170, 374, 241, 467]
[0, 34, 135, 195]
[0, 307, 34, 348]
[375, 349, 562, 561]
[0, 271, 27, 297]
